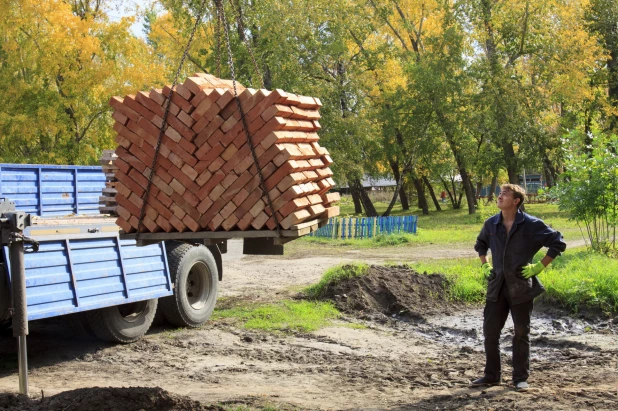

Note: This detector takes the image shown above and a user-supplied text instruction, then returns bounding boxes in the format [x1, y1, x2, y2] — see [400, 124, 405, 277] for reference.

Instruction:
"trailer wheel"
[160, 243, 218, 328]
[86, 299, 157, 343]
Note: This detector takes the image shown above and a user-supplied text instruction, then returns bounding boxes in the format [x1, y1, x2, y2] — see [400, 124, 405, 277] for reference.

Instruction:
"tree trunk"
[441, 176, 458, 209]
[349, 182, 363, 214]
[488, 175, 498, 202]
[399, 183, 410, 210]
[412, 177, 429, 215]
[352, 178, 378, 217]
[384, 160, 402, 217]
[423, 175, 442, 211]
[542, 154, 557, 188]
[476, 182, 482, 198]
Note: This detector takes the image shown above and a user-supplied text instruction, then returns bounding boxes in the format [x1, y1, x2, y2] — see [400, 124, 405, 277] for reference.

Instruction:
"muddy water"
[395, 307, 618, 361]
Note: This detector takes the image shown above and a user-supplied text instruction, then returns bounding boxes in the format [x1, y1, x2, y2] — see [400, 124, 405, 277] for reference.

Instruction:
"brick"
[198, 197, 227, 228]
[279, 209, 311, 229]
[323, 206, 340, 218]
[155, 215, 173, 232]
[221, 214, 239, 231]
[196, 170, 212, 187]
[181, 164, 198, 181]
[207, 156, 225, 173]
[112, 110, 129, 126]
[207, 213, 225, 231]
[171, 193, 201, 222]
[116, 216, 135, 233]
[194, 115, 224, 145]
[235, 212, 254, 230]
[307, 204, 326, 216]
[219, 201, 237, 220]
[196, 170, 225, 199]
[166, 115, 195, 142]
[250, 211, 270, 230]
[109, 96, 140, 122]
[249, 199, 266, 218]
[183, 190, 200, 208]
[208, 184, 226, 202]
[169, 178, 186, 195]
[183, 214, 200, 231]
[162, 86, 194, 113]
[170, 203, 186, 219]
[197, 195, 214, 214]
[229, 186, 251, 210]
[150, 89, 181, 116]
[175, 83, 193, 101]
[197, 142, 224, 162]
[167, 164, 200, 194]
[322, 192, 341, 204]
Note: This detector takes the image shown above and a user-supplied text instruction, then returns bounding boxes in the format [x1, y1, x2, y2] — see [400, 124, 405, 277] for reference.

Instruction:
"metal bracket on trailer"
[0, 198, 39, 397]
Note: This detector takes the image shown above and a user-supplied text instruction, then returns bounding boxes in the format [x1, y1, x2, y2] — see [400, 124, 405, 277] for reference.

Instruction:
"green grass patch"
[304, 263, 369, 298]
[213, 300, 339, 333]
[412, 259, 486, 303]
[410, 247, 618, 313]
[295, 203, 581, 252]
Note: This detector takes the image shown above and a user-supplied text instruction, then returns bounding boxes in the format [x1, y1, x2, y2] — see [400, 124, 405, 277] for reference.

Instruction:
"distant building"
[337, 176, 397, 194]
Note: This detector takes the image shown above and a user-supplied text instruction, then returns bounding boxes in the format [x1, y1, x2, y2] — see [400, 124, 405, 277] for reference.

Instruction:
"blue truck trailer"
[0, 163, 322, 395]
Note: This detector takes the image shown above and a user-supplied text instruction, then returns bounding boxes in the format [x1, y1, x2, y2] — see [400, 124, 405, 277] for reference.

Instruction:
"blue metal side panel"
[0, 164, 105, 216]
[3, 235, 172, 321]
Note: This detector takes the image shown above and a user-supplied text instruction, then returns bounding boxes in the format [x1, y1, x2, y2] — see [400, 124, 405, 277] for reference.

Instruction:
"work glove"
[481, 262, 493, 279]
[522, 261, 545, 279]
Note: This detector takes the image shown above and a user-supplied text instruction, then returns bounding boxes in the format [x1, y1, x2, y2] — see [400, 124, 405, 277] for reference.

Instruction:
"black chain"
[135, 0, 208, 241]
[215, 5, 222, 78]
[227, 0, 264, 88]
[216, 0, 282, 235]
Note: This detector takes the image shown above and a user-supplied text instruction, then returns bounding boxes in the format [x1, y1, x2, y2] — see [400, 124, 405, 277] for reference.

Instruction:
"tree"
[0, 0, 166, 164]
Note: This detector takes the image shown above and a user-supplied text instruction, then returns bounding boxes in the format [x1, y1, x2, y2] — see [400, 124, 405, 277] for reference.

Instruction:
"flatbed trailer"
[0, 163, 325, 395]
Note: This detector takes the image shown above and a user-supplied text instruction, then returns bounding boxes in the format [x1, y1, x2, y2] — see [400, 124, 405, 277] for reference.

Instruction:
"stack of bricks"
[99, 150, 119, 216]
[109, 73, 340, 233]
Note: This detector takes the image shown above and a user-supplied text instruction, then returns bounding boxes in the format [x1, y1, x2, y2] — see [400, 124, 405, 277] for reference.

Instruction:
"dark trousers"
[483, 280, 534, 383]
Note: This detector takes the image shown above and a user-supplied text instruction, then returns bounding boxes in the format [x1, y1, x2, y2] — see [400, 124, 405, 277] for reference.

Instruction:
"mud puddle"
[320, 265, 618, 362]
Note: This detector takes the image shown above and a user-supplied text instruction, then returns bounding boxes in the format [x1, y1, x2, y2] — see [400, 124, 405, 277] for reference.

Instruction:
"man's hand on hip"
[481, 262, 493, 278]
[522, 261, 545, 279]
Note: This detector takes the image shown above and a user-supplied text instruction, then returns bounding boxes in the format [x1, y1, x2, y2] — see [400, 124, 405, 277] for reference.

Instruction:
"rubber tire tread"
[160, 243, 218, 328]
[86, 299, 158, 344]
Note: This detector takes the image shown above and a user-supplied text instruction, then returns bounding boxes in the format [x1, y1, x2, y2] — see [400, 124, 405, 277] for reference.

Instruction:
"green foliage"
[410, 247, 618, 313]
[213, 300, 339, 333]
[411, 259, 486, 303]
[475, 202, 499, 224]
[304, 263, 369, 299]
[553, 131, 618, 252]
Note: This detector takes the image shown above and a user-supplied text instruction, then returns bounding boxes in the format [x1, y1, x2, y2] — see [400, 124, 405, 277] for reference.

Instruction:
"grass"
[212, 300, 339, 333]
[410, 247, 618, 313]
[304, 263, 369, 298]
[295, 202, 582, 251]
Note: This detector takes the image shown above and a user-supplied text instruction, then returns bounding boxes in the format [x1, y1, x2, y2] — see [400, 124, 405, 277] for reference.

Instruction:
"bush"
[552, 131, 618, 253]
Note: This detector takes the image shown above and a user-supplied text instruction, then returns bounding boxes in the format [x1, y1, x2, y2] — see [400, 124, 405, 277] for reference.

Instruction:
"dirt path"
[0, 239, 615, 410]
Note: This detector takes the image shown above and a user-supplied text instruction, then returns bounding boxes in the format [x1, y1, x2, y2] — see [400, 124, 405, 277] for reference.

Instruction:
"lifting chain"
[135, 0, 209, 241]
[227, 0, 264, 88]
[215, 0, 282, 236]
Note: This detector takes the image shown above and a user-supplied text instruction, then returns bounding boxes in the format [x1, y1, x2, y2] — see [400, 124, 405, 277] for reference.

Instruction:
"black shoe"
[470, 376, 501, 387]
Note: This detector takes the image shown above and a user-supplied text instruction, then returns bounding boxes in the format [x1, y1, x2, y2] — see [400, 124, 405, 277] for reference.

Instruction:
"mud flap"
[243, 238, 284, 255]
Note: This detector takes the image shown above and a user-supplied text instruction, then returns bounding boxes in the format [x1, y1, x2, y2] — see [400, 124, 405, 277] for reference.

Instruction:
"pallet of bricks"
[99, 150, 118, 216]
[108, 73, 340, 234]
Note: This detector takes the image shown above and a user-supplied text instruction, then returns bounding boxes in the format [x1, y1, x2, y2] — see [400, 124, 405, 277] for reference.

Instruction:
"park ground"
[0, 203, 617, 410]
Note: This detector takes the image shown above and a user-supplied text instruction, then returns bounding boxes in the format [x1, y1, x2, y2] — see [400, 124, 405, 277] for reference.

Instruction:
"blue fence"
[310, 215, 417, 239]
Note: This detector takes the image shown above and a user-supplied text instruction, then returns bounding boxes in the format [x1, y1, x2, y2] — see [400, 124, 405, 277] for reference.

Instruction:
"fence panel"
[310, 215, 418, 239]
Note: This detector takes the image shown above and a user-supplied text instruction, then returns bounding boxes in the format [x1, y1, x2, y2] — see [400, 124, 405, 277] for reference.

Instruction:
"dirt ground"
[0, 240, 616, 410]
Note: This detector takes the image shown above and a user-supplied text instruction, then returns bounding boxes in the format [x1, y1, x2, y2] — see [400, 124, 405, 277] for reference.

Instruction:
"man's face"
[497, 189, 519, 210]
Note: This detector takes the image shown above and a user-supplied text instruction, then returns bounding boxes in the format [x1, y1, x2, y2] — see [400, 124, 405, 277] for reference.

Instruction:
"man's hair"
[501, 184, 526, 209]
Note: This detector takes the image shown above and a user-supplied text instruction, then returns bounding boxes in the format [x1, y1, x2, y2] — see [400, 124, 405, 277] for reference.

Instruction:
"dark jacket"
[475, 210, 566, 305]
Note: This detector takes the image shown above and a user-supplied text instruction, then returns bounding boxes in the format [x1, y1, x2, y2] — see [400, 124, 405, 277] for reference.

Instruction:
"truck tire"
[0, 264, 10, 324]
[85, 299, 158, 343]
[160, 243, 218, 328]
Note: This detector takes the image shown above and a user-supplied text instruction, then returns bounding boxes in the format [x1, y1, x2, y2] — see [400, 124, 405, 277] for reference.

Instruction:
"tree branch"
[367, 0, 409, 52]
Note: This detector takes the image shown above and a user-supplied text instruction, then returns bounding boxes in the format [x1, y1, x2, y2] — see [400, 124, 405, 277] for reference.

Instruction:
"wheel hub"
[186, 261, 211, 310]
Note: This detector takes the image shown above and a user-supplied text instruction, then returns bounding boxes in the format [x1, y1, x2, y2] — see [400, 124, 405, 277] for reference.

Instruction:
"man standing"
[472, 184, 566, 392]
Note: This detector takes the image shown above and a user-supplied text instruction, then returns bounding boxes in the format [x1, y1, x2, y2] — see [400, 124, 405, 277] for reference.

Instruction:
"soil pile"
[0, 387, 221, 411]
[320, 265, 459, 320]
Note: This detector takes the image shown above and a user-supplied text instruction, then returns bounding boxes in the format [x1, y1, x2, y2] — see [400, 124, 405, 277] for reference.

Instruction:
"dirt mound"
[320, 265, 459, 320]
[0, 387, 221, 411]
